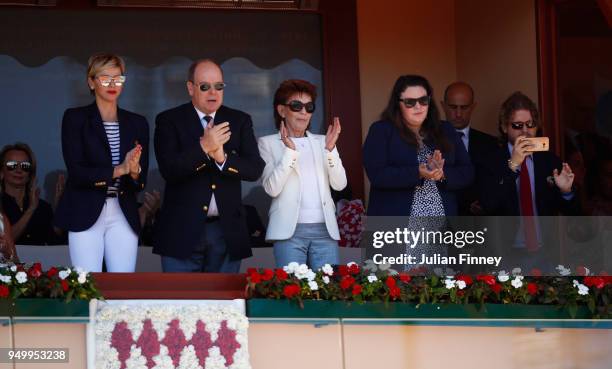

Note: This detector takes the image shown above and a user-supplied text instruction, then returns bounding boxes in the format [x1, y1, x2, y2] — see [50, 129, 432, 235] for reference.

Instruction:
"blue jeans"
[273, 223, 339, 271]
[161, 221, 241, 273]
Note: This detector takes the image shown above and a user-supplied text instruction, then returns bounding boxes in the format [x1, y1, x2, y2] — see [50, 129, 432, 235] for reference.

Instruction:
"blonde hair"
[86, 53, 126, 91]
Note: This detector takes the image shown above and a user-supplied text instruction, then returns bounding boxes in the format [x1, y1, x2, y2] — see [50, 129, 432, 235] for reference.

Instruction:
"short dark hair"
[498, 91, 540, 140]
[381, 74, 450, 152]
[273, 79, 317, 130]
[187, 58, 223, 82]
[0, 142, 37, 193]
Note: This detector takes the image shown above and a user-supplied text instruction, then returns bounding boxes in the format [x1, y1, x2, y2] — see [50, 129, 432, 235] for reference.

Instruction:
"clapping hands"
[419, 150, 445, 181]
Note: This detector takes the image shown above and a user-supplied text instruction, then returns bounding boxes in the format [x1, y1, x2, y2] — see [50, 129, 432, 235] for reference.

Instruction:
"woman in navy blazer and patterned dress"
[363, 75, 473, 217]
[55, 53, 149, 272]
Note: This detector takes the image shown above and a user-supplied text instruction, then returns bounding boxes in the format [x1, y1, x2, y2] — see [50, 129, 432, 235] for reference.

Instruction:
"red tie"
[519, 160, 538, 251]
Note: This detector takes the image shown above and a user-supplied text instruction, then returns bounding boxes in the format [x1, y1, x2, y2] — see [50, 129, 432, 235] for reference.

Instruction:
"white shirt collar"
[194, 106, 216, 122]
[457, 125, 470, 137]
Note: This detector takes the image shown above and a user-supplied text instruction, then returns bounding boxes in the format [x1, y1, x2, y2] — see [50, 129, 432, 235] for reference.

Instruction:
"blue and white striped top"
[103, 121, 120, 195]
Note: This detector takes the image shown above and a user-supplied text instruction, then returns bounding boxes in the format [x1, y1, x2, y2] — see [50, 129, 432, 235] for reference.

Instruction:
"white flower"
[59, 270, 71, 280]
[322, 276, 330, 284]
[573, 279, 580, 287]
[15, 271, 27, 284]
[77, 272, 87, 284]
[294, 264, 314, 280]
[556, 265, 571, 276]
[444, 278, 456, 289]
[321, 263, 334, 276]
[456, 280, 467, 290]
[497, 270, 510, 282]
[367, 275, 378, 283]
[308, 280, 319, 291]
[511, 276, 524, 289]
[0, 274, 11, 283]
[577, 284, 589, 296]
[283, 262, 299, 274]
[362, 260, 378, 273]
[10, 265, 17, 272]
[511, 267, 522, 276]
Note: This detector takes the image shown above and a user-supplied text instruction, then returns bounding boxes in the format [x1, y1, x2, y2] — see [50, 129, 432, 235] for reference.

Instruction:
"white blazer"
[258, 131, 347, 241]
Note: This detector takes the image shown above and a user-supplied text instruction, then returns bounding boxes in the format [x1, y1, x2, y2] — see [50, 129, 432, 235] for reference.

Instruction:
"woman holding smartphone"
[55, 53, 149, 272]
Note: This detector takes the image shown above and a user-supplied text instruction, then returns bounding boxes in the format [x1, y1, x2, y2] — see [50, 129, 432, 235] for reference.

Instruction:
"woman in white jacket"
[258, 79, 347, 270]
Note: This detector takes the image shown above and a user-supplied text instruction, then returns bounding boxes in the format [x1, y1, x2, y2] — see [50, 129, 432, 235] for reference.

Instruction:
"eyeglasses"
[399, 95, 431, 108]
[285, 100, 315, 113]
[510, 120, 537, 130]
[4, 161, 32, 172]
[96, 75, 126, 87]
[198, 82, 226, 92]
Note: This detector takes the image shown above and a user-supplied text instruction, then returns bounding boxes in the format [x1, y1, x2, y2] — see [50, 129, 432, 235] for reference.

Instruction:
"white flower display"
[15, 271, 27, 284]
[573, 280, 589, 296]
[321, 264, 334, 276]
[10, 265, 17, 272]
[362, 260, 377, 273]
[322, 276, 330, 285]
[59, 269, 71, 280]
[294, 264, 314, 281]
[511, 276, 524, 289]
[308, 281, 319, 291]
[0, 274, 11, 283]
[444, 279, 456, 289]
[283, 262, 299, 274]
[497, 270, 510, 282]
[456, 280, 467, 290]
[556, 265, 571, 276]
[95, 304, 251, 369]
[78, 271, 88, 284]
[367, 275, 378, 283]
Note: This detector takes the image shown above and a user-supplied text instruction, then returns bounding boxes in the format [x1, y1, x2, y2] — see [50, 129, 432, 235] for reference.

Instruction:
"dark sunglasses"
[4, 160, 32, 172]
[399, 95, 431, 108]
[510, 120, 537, 130]
[285, 100, 315, 113]
[198, 82, 226, 92]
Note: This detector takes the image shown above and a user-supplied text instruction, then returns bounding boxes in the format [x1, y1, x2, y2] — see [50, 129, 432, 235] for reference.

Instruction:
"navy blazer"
[153, 103, 265, 260]
[363, 120, 474, 216]
[479, 147, 579, 216]
[55, 102, 149, 233]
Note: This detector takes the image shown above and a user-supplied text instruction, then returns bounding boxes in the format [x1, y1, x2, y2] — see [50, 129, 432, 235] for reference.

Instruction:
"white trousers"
[68, 198, 138, 272]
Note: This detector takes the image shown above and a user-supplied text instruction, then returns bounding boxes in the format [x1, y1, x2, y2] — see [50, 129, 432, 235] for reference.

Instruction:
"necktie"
[519, 160, 538, 251]
[203, 115, 213, 125]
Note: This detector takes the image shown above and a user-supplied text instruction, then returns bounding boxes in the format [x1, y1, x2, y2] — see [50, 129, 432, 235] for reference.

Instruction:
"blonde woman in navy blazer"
[258, 80, 347, 270]
[55, 53, 149, 272]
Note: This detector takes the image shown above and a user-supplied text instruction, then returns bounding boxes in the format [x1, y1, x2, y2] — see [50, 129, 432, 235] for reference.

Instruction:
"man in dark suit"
[153, 59, 265, 272]
[441, 82, 498, 215]
[479, 92, 578, 270]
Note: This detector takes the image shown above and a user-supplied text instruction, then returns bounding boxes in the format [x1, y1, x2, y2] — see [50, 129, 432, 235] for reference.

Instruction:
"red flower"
[338, 265, 349, 277]
[340, 276, 355, 290]
[283, 284, 301, 298]
[261, 269, 274, 281]
[477, 275, 496, 286]
[249, 273, 262, 284]
[385, 276, 397, 288]
[275, 269, 288, 281]
[456, 275, 473, 285]
[61, 280, 69, 292]
[457, 290, 466, 297]
[352, 284, 362, 295]
[246, 268, 258, 275]
[490, 283, 502, 294]
[530, 268, 542, 277]
[28, 267, 42, 278]
[47, 267, 59, 278]
[389, 286, 401, 299]
[584, 277, 605, 289]
[348, 263, 360, 275]
[399, 273, 411, 283]
[0, 285, 9, 298]
[527, 282, 538, 296]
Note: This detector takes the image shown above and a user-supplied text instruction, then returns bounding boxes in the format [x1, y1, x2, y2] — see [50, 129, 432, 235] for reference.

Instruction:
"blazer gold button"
[211, 184, 216, 190]
[203, 205, 208, 212]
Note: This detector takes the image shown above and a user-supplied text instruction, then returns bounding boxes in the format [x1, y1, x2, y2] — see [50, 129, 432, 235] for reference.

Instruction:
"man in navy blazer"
[441, 82, 498, 216]
[153, 59, 264, 273]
